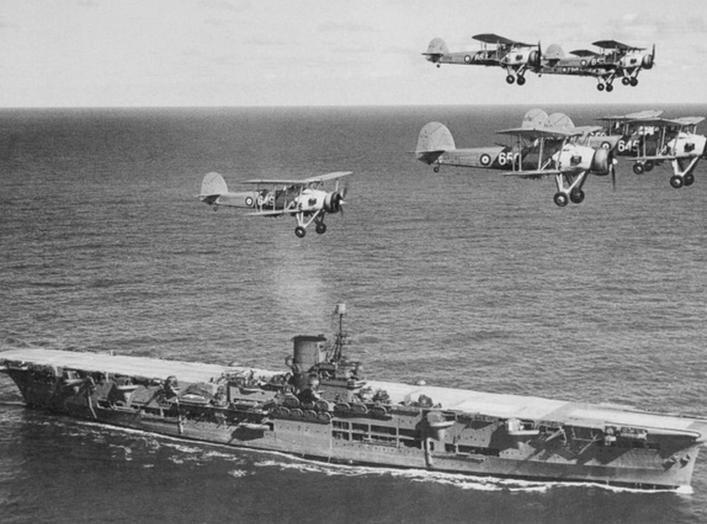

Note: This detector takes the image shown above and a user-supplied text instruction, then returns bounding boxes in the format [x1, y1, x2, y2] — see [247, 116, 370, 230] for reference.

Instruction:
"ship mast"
[332, 303, 346, 362]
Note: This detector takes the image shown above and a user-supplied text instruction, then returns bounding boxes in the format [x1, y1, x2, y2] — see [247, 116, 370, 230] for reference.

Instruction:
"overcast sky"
[1, 0, 706, 107]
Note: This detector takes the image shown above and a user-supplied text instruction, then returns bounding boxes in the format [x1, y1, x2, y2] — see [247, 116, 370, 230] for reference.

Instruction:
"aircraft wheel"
[436, 64, 441, 69]
[433, 166, 440, 173]
[632, 163, 645, 175]
[570, 190, 585, 204]
[630, 77, 638, 87]
[553, 192, 569, 207]
[315, 222, 327, 234]
[644, 161, 654, 172]
[669, 176, 683, 189]
[684, 173, 695, 186]
[516, 75, 526, 86]
[506, 75, 515, 85]
[606, 83, 614, 92]
[294, 226, 306, 238]
[621, 77, 630, 86]
[596, 83, 605, 92]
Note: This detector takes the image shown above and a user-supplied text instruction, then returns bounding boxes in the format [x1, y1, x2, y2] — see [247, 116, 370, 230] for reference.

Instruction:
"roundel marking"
[480, 153, 492, 166]
[601, 141, 611, 150]
[245, 196, 254, 207]
[464, 55, 472, 63]
[580, 59, 587, 67]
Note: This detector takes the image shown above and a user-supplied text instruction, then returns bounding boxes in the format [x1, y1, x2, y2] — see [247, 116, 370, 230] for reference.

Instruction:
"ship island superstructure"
[1, 307, 705, 489]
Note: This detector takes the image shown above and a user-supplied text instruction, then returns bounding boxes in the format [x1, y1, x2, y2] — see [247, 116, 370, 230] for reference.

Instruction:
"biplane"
[414, 111, 616, 207]
[423, 33, 541, 85]
[598, 113, 706, 188]
[198, 171, 351, 237]
[539, 40, 655, 91]
[593, 40, 656, 87]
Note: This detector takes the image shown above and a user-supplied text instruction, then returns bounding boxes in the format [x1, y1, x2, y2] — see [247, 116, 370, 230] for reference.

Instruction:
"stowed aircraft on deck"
[423, 34, 655, 91]
[597, 111, 706, 188]
[422, 33, 541, 85]
[199, 171, 351, 238]
[414, 109, 618, 207]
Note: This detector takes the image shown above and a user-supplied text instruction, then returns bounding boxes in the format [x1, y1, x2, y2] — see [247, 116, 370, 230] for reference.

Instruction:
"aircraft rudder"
[424, 37, 450, 56]
[415, 122, 456, 165]
[200, 172, 228, 198]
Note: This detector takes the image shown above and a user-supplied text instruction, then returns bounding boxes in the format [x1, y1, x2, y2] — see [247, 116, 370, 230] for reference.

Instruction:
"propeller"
[642, 43, 655, 70]
[610, 156, 617, 190]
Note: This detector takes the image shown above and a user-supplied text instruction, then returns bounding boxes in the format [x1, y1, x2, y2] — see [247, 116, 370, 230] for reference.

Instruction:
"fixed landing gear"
[570, 190, 585, 204]
[597, 80, 614, 92]
[553, 192, 569, 207]
[622, 77, 630, 86]
[433, 166, 440, 173]
[315, 222, 327, 235]
[596, 83, 605, 92]
[630, 77, 638, 87]
[672, 173, 696, 188]
[516, 75, 526, 86]
[633, 163, 645, 175]
[294, 226, 306, 238]
[506, 74, 515, 85]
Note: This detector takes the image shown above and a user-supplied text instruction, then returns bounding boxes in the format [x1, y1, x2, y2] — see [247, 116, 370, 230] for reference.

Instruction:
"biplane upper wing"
[571, 125, 604, 135]
[592, 40, 644, 51]
[624, 117, 684, 127]
[569, 49, 601, 57]
[597, 109, 664, 122]
[496, 127, 577, 139]
[243, 171, 352, 186]
[472, 33, 532, 47]
[301, 171, 353, 184]
[674, 116, 705, 127]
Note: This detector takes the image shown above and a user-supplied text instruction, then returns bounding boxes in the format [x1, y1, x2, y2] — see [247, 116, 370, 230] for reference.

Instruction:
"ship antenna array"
[332, 303, 347, 362]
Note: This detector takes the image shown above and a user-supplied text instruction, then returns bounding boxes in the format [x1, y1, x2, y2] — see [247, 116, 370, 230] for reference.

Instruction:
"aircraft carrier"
[1, 306, 705, 490]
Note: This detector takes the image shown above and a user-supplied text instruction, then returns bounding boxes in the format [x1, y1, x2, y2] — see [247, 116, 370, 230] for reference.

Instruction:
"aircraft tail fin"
[201, 172, 228, 196]
[422, 38, 450, 61]
[522, 109, 549, 129]
[415, 122, 455, 164]
[544, 43, 565, 61]
[200, 172, 228, 203]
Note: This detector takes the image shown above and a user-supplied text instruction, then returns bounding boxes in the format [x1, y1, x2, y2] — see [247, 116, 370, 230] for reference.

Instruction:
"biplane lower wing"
[501, 169, 563, 178]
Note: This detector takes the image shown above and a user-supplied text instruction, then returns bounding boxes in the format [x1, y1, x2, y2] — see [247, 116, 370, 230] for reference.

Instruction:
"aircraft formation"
[423, 34, 655, 91]
[415, 109, 706, 207]
[197, 33, 700, 236]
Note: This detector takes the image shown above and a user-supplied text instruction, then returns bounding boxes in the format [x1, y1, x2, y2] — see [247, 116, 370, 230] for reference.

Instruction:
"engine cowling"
[641, 53, 654, 69]
[590, 147, 611, 175]
[528, 49, 541, 68]
[323, 192, 344, 213]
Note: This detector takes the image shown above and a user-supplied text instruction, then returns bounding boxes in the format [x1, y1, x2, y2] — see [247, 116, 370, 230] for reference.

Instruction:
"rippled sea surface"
[0, 105, 705, 523]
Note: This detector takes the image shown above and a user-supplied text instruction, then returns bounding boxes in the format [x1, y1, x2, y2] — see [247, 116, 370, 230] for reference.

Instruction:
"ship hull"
[3, 363, 701, 490]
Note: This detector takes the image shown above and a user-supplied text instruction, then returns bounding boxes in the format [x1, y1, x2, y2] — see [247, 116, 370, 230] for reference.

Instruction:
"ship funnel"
[289, 335, 327, 390]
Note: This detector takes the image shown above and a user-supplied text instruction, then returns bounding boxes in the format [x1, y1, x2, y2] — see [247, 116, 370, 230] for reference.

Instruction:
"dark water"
[0, 105, 705, 523]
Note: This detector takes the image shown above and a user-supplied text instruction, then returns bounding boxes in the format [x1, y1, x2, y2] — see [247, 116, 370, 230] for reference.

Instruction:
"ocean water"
[0, 105, 705, 523]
